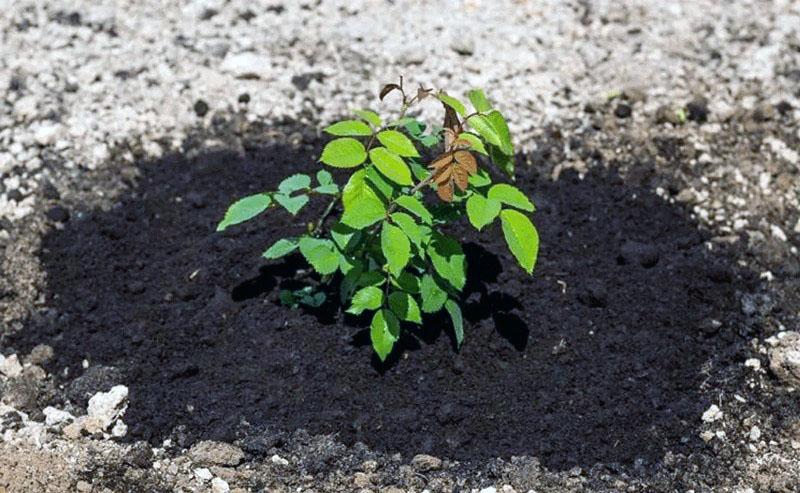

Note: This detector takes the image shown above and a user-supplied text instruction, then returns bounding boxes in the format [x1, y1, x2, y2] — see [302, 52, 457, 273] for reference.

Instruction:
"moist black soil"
[12, 136, 756, 471]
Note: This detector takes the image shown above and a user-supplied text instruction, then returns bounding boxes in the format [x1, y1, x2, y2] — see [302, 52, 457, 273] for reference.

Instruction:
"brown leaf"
[433, 165, 453, 186]
[452, 138, 472, 150]
[436, 180, 454, 202]
[454, 150, 477, 175]
[442, 101, 462, 150]
[429, 152, 453, 172]
[453, 165, 470, 192]
[416, 85, 433, 101]
[379, 83, 401, 101]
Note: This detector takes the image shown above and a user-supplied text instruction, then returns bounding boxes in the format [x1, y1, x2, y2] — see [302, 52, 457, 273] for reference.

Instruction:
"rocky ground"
[1, 0, 799, 492]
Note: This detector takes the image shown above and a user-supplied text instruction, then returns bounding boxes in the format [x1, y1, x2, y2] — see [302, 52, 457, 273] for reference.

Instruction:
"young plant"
[217, 79, 539, 361]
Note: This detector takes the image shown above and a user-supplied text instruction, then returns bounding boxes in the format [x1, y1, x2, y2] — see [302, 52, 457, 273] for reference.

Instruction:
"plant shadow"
[8, 133, 757, 472]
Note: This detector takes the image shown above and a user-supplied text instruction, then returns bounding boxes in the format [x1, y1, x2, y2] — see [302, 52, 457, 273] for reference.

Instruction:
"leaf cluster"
[218, 81, 540, 361]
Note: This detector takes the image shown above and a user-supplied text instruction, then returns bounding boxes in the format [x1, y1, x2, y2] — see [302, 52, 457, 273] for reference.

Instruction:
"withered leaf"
[453, 165, 470, 192]
[442, 102, 463, 150]
[436, 180, 454, 202]
[453, 150, 477, 174]
[379, 83, 401, 101]
[428, 150, 479, 202]
[430, 152, 453, 172]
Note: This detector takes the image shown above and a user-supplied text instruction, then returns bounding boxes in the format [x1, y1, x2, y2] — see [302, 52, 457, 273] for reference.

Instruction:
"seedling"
[217, 79, 540, 361]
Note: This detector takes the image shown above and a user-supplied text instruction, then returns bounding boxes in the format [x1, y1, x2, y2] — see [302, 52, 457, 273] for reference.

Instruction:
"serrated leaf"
[216, 193, 271, 231]
[457, 132, 488, 155]
[298, 237, 340, 275]
[371, 309, 400, 362]
[262, 238, 299, 259]
[489, 144, 515, 177]
[388, 291, 422, 324]
[377, 130, 419, 157]
[390, 212, 426, 251]
[359, 271, 385, 287]
[468, 169, 492, 188]
[347, 286, 383, 315]
[408, 160, 431, 181]
[427, 233, 466, 291]
[467, 89, 492, 113]
[354, 109, 382, 128]
[320, 138, 367, 168]
[392, 271, 420, 294]
[394, 195, 433, 224]
[340, 260, 364, 302]
[381, 223, 411, 276]
[499, 209, 539, 275]
[488, 183, 534, 211]
[324, 120, 373, 137]
[330, 222, 361, 251]
[486, 110, 513, 155]
[278, 174, 311, 194]
[420, 274, 447, 313]
[274, 193, 309, 215]
[438, 93, 466, 116]
[341, 169, 386, 229]
[369, 147, 413, 186]
[444, 299, 464, 348]
[466, 194, 501, 231]
[467, 115, 502, 147]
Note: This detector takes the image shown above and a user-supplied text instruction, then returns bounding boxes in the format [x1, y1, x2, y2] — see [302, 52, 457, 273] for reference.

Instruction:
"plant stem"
[311, 193, 341, 236]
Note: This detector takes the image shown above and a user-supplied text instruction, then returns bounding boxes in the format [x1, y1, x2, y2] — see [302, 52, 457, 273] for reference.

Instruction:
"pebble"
[768, 331, 800, 387]
[87, 385, 129, 432]
[411, 453, 442, 471]
[43, 406, 75, 426]
[189, 440, 245, 466]
[749, 426, 761, 441]
[26, 344, 54, 365]
[270, 454, 289, 466]
[194, 468, 213, 481]
[211, 477, 230, 493]
[702, 404, 723, 423]
[449, 38, 475, 56]
[0, 354, 23, 378]
[614, 103, 632, 118]
[220, 52, 271, 79]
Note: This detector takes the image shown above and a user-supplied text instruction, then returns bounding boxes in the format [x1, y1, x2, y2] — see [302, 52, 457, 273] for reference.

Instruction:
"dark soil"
[12, 136, 757, 471]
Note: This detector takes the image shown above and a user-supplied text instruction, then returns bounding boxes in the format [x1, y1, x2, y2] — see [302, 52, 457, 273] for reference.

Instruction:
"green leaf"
[467, 89, 492, 113]
[274, 193, 309, 215]
[468, 169, 492, 188]
[381, 223, 411, 276]
[354, 109, 382, 128]
[420, 274, 447, 313]
[376, 130, 419, 157]
[298, 237, 340, 275]
[390, 212, 426, 251]
[320, 138, 367, 168]
[369, 147, 413, 186]
[499, 209, 540, 275]
[347, 286, 383, 315]
[420, 134, 440, 148]
[486, 110, 513, 155]
[388, 291, 422, 324]
[488, 183, 535, 211]
[394, 195, 433, 224]
[393, 271, 420, 294]
[262, 238, 299, 259]
[371, 309, 400, 362]
[438, 93, 467, 116]
[358, 271, 385, 287]
[365, 166, 396, 202]
[444, 299, 464, 348]
[324, 120, 373, 136]
[408, 160, 431, 181]
[216, 194, 271, 231]
[340, 260, 364, 302]
[467, 115, 501, 147]
[278, 174, 311, 194]
[427, 233, 466, 291]
[341, 169, 386, 229]
[331, 222, 361, 251]
[457, 132, 488, 155]
[315, 170, 339, 194]
[466, 194, 501, 230]
[489, 144, 515, 177]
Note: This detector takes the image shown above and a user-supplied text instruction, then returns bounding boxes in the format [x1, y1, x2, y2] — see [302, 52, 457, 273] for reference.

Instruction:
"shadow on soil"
[12, 133, 756, 471]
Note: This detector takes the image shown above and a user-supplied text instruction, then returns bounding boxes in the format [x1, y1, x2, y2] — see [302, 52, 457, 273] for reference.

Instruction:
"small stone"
[353, 472, 371, 488]
[411, 454, 442, 471]
[237, 93, 250, 104]
[270, 454, 289, 466]
[655, 105, 682, 125]
[43, 406, 75, 426]
[34, 123, 63, 146]
[220, 52, 271, 79]
[700, 430, 714, 443]
[63, 418, 86, 439]
[189, 441, 245, 466]
[211, 477, 230, 493]
[0, 354, 23, 378]
[702, 404, 723, 423]
[450, 38, 475, 56]
[27, 344, 53, 365]
[768, 332, 800, 387]
[112, 419, 128, 437]
[622, 87, 646, 103]
[749, 426, 761, 441]
[195, 468, 213, 481]
[614, 103, 632, 118]
[87, 385, 128, 432]
[479, 488, 497, 493]
[76, 480, 92, 492]
[745, 358, 761, 370]
[46, 205, 70, 223]
[194, 100, 209, 117]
